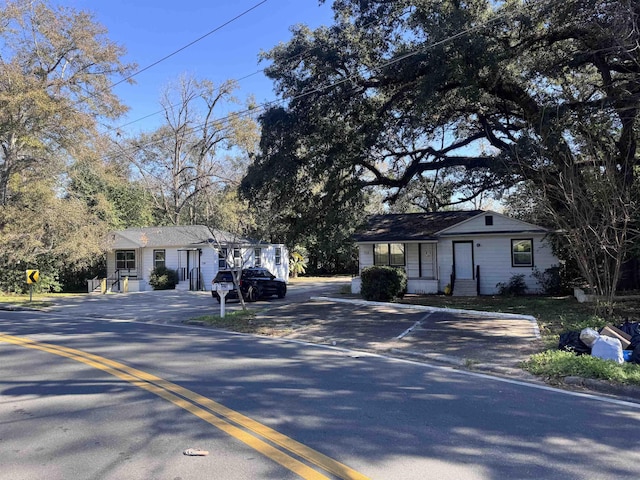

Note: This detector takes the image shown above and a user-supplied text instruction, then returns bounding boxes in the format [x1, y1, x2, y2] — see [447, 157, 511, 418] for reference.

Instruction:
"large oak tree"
[244, 0, 640, 296]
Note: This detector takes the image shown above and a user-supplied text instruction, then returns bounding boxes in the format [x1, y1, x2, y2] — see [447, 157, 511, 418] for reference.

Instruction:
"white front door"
[453, 242, 474, 279]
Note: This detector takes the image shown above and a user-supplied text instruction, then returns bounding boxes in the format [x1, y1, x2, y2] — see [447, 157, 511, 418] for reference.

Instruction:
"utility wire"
[106, 0, 531, 160]
[107, 6, 413, 132]
[82, 0, 268, 115]
[111, 0, 268, 89]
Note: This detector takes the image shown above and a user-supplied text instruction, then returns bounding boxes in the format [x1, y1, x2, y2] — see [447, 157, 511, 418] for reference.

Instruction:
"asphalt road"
[1, 304, 640, 479]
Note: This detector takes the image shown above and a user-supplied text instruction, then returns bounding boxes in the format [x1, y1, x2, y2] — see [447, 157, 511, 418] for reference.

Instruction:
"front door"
[453, 241, 474, 279]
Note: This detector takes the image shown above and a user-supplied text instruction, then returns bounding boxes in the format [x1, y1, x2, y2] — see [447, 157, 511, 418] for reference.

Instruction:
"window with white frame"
[218, 248, 228, 269]
[153, 249, 165, 269]
[512, 239, 533, 267]
[233, 248, 242, 268]
[254, 248, 262, 267]
[374, 243, 405, 266]
[275, 247, 282, 265]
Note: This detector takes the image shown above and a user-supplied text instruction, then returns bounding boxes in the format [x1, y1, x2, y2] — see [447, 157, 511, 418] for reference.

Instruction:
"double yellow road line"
[0, 333, 369, 480]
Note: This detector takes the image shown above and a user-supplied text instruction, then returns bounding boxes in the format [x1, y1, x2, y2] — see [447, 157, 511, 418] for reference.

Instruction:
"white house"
[351, 210, 559, 296]
[95, 225, 289, 293]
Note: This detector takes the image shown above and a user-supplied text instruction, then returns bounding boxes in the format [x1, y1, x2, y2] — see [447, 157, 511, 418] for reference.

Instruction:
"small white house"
[95, 225, 289, 293]
[352, 210, 559, 296]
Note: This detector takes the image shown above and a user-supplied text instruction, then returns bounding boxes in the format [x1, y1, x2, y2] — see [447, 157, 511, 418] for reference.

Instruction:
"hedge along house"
[96, 225, 289, 293]
[351, 211, 559, 296]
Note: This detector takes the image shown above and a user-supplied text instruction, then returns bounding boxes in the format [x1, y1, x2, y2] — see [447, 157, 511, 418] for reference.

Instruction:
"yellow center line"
[0, 333, 370, 480]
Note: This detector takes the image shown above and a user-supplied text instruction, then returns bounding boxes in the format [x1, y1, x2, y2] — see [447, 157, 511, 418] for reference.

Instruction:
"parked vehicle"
[211, 268, 287, 302]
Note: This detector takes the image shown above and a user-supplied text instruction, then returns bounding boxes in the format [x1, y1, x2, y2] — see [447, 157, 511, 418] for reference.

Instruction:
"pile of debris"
[559, 321, 640, 364]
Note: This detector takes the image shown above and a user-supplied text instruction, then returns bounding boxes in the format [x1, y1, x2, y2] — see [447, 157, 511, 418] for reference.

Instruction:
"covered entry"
[177, 248, 203, 291]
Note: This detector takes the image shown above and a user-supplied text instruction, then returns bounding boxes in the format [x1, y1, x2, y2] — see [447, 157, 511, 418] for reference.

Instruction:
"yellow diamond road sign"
[26, 270, 39, 284]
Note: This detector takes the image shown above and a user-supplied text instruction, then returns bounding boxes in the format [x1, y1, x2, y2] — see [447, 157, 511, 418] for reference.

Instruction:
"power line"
[82, 0, 268, 115]
[106, 1, 532, 161]
[107, 6, 412, 132]
[111, 0, 268, 89]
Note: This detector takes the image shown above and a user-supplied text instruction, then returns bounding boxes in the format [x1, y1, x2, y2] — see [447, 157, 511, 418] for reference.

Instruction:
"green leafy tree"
[0, 0, 135, 292]
[67, 143, 154, 230]
[0, 0, 135, 206]
[0, 173, 109, 292]
[241, 106, 366, 273]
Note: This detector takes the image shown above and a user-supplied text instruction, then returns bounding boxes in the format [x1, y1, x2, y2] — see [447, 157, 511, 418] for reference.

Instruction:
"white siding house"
[352, 211, 559, 296]
[99, 225, 288, 293]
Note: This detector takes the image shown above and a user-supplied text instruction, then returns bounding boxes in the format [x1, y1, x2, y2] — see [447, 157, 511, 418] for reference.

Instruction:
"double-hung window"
[512, 239, 533, 267]
[218, 248, 228, 269]
[153, 250, 166, 269]
[374, 243, 405, 266]
[254, 248, 262, 267]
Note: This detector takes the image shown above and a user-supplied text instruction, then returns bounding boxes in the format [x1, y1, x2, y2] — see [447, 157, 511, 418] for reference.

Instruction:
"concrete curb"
[563, 376, 640, 402]
[310, 296, 541, 339]
[0, 304, 34, 311]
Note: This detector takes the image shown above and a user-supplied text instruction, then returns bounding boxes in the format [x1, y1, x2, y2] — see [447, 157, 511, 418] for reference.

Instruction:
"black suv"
[211, 268, 287, 302]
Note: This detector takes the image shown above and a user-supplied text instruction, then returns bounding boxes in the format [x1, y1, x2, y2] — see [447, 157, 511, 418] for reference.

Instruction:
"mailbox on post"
[213, 281, 234, 318]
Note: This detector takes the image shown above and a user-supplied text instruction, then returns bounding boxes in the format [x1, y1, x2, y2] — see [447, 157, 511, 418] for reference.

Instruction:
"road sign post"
[213, 282, 233, 318]
[26, 270, 40, 302]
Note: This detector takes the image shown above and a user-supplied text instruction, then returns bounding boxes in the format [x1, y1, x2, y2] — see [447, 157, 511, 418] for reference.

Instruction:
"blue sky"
[63, 0, 335, 133]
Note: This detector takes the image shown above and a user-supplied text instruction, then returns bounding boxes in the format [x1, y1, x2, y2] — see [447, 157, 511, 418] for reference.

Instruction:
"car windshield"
[214, 272, 234, 282]
[244, 269, 272, 278]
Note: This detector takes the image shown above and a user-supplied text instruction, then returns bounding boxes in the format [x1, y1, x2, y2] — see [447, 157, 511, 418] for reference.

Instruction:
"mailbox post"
[213, 281, 233, 318]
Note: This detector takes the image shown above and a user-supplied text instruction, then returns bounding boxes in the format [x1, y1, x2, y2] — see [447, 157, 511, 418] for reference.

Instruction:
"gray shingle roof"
[353, 211, 484, 242]
[114, 225, 261, 248]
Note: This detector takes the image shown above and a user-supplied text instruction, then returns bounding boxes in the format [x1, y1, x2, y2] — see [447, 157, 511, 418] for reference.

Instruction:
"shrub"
[533, 265, 567, 295]
[360, 266, 407, 302]
[148, 266, 178, 290]
[496, 274, 528, 296]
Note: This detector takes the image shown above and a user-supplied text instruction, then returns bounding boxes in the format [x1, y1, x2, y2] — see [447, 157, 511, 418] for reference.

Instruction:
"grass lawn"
[398, 294, 607, 335]
[0, 292, 80, 309]
[185, 309, 295, 336]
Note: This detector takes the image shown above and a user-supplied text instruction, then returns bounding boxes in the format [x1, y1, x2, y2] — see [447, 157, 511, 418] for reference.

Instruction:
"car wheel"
[277, 285, 286, 298]
[246, 286, 259, 302]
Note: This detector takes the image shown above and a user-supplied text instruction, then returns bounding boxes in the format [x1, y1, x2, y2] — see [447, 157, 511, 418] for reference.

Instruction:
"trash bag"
[580, 328, 600, 347]
[559, 330, 591, 355]
[591, 335, 624, 364]
[631, 344, 640, 365]
[617, 321, 640, 349]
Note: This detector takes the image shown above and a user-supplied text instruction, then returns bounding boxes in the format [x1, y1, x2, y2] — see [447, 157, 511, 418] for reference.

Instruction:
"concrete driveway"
[255, 298, 542, 370]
